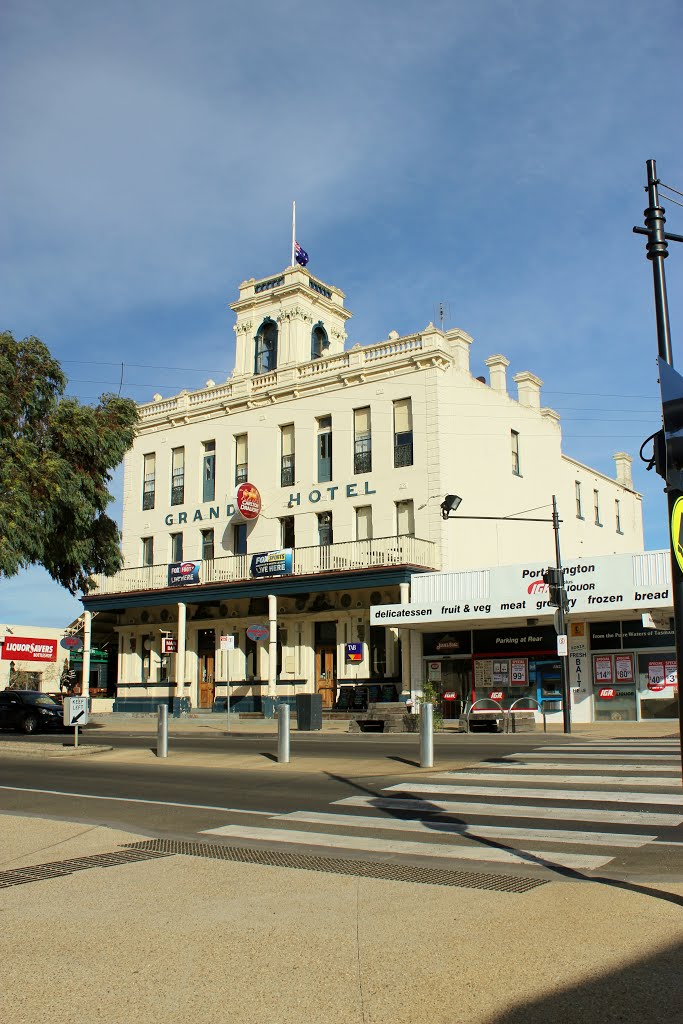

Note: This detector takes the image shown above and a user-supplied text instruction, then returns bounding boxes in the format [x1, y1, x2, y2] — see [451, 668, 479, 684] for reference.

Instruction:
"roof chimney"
[513, 371, 543, 409]
[484, 354, 510, 394]
[613, 451, 633, 489]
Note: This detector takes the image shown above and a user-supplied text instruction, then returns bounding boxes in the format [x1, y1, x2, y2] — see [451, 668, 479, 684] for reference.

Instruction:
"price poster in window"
[665, 661, 677, 687]
[474, 660, 493, 689]
[510, 659, 527, 685]
[492, 660, 509, 684]
[648, 661, 665, 691]
[614, 654, 634, 684]
[593, 655, 613, 683]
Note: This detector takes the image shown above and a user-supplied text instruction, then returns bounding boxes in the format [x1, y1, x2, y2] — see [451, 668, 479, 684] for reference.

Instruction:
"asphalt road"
[1, 732, 682, 883]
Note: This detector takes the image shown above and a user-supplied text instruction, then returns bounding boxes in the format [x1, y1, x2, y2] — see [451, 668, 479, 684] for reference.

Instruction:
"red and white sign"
[236, 483, 261, 520]
[490, 690, 504, 700]
[594, 655, 613, 684]
[598, 688, 616, 699]
[510, 659, 527, 685]
[665, 660, 677, 687]
[161, 637, 178, 654]
[1, 637, 58, 662]
[614, 654, 634, 683]
[648, 661, 665, 691]
[442, 691, 457, 701]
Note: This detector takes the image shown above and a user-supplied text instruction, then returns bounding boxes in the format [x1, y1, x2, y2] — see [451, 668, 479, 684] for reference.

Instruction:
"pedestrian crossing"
[201, 739, 682, 873]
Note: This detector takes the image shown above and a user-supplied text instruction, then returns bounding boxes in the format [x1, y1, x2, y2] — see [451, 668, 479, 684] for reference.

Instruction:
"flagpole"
[291, 201, 296, 267]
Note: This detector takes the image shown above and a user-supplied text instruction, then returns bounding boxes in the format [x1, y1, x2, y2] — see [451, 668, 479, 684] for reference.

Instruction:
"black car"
[0, 690, 67, 734]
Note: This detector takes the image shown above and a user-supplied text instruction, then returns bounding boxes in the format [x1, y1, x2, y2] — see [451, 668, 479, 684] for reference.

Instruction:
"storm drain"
[0, 848, 172, 889]
[123, 839, 548, 894]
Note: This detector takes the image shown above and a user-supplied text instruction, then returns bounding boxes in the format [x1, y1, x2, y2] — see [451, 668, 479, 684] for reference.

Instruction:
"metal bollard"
[157, 703, 168, 758]
[420, 702, 434, 768]
[277, 702, 290, 763]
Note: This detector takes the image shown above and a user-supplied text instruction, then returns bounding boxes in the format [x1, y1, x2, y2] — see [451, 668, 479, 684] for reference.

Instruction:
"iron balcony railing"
[89, 535, 439, 596]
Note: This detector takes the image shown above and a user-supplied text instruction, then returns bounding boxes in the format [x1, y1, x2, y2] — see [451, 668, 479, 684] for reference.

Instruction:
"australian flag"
[294, 241, 309, 267]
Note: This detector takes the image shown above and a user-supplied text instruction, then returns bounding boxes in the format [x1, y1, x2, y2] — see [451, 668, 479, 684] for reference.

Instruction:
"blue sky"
[1, 0, 682, 627]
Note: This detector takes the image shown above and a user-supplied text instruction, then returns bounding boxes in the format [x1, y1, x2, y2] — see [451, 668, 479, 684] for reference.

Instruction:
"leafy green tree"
[0, 331, 138, 594]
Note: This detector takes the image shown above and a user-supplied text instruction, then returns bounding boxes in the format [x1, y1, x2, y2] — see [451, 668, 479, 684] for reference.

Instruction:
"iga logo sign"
[598, 688, 616, 699]
[236, 483, 261, 520]
[168, 560, 201, 587]
[527, 580, 548, 595]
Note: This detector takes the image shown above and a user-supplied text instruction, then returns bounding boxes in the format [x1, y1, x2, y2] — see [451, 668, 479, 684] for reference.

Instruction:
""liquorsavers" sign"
[1, 637, 58, 662]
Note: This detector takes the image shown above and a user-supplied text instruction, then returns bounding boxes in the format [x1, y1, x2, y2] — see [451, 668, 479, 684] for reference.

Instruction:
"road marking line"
[519, 753, 680, 762]
[432, 772, 682, 787]
[333, 796, 683, 826]
[0, 785, 275, 815]
[497, 762, 681, 773]
[385, 783, 683, 806]
[279, 811, 655, 847]
[199, 824, 613, 869]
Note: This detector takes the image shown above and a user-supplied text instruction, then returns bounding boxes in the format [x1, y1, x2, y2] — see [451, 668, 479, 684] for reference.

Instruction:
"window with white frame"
[575, 481, 583, 518]
[142, 536, 154, 566]
[354, 407, 372, 474]
[393, 399, 413, 467]
[280, 424, 295, 486]
[594, 489, 601, 526]
[396, 499, 415, 537]
[171, 447, 184, 506]
[202, 441, 216, 502]
[143, 453, 156, 510]
[235, 434, 248, 485]
[511, 430, 520, 475]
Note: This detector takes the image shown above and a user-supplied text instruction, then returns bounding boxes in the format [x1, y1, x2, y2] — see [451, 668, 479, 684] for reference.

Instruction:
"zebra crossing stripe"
[279, 811, 656, 848]
[385, 783, 683, 805]
[199, 824, 613, 870]
[332, 796, 683, 826]
[518, 753, 680, 762]
[497, 762, 681, 773]
[432, 772, 682, 787]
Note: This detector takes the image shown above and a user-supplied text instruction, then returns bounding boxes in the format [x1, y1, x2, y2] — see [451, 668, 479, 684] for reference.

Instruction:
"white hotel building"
[82, 262, 655, 720]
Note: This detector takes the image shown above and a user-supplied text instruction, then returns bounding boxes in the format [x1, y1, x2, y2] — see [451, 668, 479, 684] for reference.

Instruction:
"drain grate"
[0, 848, 172, 889]
[123, 839, 548, 894]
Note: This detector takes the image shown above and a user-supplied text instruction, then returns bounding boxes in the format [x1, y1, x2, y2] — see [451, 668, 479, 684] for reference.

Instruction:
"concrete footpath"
[1, 813, 682, 1024]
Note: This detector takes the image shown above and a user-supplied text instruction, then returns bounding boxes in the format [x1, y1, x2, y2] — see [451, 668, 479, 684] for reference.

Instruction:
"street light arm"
[442, 514, 561, 523]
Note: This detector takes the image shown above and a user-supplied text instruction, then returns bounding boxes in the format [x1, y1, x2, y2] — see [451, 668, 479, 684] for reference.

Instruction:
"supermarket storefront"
[371, 549, 678, 723]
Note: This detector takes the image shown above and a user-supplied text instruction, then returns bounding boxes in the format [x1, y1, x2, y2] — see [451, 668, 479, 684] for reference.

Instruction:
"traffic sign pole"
[636, 159, 683, 779]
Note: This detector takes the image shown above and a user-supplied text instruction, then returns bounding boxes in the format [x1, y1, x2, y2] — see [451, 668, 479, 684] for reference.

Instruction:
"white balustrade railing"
[88, 536, 439, 596]
[138, 332, 440, 420]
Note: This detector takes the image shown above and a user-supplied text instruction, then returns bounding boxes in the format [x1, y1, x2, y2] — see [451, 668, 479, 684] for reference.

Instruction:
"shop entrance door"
[440, 661, 471, 719]
[316, 647, 336, 708]
[198, 629, 215, 709]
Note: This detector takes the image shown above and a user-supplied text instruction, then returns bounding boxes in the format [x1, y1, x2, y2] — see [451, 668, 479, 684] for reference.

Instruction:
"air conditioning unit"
[339, 594, 352, 609]
[160, 609, 170, 622]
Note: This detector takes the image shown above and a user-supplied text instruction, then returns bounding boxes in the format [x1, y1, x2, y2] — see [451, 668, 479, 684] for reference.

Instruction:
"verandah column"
[176, 601, 187, 712]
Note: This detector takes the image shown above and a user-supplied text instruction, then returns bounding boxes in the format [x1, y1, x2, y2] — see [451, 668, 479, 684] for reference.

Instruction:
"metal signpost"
[157, 704, 168, 758]
[63, 696, 88, 747]
[277, 702, 290, 763]
[420, 702, 434, 768]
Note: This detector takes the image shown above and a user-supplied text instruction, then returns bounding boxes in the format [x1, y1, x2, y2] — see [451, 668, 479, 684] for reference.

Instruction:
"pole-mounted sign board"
[63, 696, 88, 727]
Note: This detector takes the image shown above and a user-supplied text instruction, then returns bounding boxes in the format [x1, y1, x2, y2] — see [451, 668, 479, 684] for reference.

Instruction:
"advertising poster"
[161, 637, 178, 654]
[0, 637, 58, 662]
[593, 655, 613, 683]
[168, 561, 200, 587]
[428, 661, 442, 682]
[665, 660, 677, 688]
[614, 654, 634, 684]
[510, 659, 527, 685]
[250, 549, 293, 578]
[474, 660, 493, 689]
[345, 643, 363, 663]
[648, 661, 666, 691]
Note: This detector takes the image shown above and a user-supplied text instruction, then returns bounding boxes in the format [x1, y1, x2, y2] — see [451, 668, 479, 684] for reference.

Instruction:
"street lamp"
[441, 493, 571, 734]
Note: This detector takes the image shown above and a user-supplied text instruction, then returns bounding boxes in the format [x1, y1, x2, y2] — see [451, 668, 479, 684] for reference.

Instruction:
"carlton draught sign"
[236, 483, 261, 520]
[1, 637, 58, 662]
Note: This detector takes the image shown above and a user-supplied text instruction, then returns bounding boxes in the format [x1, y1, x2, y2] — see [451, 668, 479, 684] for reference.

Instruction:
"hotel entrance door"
[198, 629, 215, 709]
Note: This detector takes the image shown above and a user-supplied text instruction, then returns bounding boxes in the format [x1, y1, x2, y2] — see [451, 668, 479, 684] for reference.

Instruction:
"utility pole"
[634, 159, 683, 774]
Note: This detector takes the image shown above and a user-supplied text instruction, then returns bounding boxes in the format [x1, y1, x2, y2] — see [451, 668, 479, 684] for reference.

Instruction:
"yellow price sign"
[671, 496, 683, 574]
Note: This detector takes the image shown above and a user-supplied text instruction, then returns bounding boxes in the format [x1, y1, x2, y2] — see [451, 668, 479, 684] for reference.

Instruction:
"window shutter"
[393, 399, 412, 434]
[235, 435, 247, 464]
[354, 407, 371, 437]
[281, 424, 294, 457]
[356, 506, 373, 541]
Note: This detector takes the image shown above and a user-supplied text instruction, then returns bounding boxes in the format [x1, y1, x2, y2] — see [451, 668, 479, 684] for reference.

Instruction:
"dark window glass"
[234, 523, 247, 555]
[254, 319, 278, 375]
[201, 529, 214, 561]
[354, 436, 372, 474]
[281, 516, 295, 549]
[281, 454, 295, 487]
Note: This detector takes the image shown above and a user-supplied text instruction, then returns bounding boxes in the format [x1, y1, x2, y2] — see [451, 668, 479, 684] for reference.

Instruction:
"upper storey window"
[254, 319, 278, 375]
[311, 322, 329, 360]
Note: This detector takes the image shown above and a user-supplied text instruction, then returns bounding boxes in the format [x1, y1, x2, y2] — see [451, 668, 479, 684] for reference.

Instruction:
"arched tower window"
[311, 322, 329, 360]
[254, 319, 278, 376]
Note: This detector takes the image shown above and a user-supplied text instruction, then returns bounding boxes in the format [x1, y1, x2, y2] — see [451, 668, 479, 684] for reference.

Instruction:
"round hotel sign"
[236, 482, 262, 520]
[246, 625, 269, 642]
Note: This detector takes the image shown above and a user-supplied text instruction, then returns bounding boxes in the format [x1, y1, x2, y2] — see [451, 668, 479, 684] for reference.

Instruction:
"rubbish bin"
[296, 693, 323, 731]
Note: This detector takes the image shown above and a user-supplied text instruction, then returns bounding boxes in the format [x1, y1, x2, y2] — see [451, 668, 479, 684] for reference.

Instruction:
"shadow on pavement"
[325, 771, 683, 909]
[489, 940, 683, 1023]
